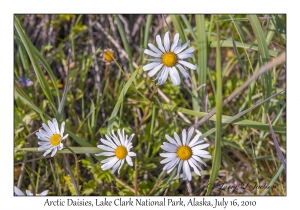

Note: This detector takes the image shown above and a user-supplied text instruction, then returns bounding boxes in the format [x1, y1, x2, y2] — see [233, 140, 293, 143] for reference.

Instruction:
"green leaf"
[160, 103, 286, 134]
[107, 67, 141, 132]
[210, 40, 279, 57]
[14, 15, 57, 114]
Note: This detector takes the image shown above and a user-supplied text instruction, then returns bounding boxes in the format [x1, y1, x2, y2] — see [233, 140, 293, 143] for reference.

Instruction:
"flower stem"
[134, 157, 138, 195]
[63, 154, 80, 196]
[147, 171, 166, 195]
[65, 145, 80, 187]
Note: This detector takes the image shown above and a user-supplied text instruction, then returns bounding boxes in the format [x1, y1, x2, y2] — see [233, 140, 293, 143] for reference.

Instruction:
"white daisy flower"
[143, 31, 196, 86]
[95, 128, 136, 174]
[160, 127, 211, 181]
[36, 118, 68, 157]
[14, 186, 48, 196]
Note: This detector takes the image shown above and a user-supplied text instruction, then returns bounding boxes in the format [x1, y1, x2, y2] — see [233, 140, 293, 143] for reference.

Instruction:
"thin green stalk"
[206, 15, 222, 195]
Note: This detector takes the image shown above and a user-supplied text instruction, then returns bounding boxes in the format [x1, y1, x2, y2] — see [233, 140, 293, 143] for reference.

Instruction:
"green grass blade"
[170, 15, 187, 43]
[56, 54, 71, 121]
[195, 15, 207, 98]
[143, 15, 153, 49]
[261, 164, 284, 195]
[14, 82, 50, 121]
[248, 15, 270, 63]
[232, 36, 246, 74]
[271, 15, 286, 41]
[14, 15, 57, 114]
[31, 44, 60, 107]
[210, 40, 279, 57]
[181, 15, 197, 41]
[160, 103, 285, 134]
[107, 67, 140, 132]
[18, 147, 101, 154]
[113, 15, 134, 72]
[206, 15, 222, 195]
[66, 129, 101, 161]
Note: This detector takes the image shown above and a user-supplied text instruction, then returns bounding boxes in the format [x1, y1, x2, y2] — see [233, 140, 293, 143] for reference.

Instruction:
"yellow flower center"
[50, 134, 61, 146]
[177, 146, 192, 160]
[161, 52, 177, 67]
[103, 50, 115, 62]
[115, 146, 127, 160]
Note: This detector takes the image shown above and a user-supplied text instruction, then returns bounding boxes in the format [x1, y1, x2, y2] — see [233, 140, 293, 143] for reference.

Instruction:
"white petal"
[160, 156, 175, 164]
[173, 132, 182, 146]
[37, 135, 50, 141]
[170, 33, 179, 52]
[165, 134, 179, 146]
[192, 144, 210, 150]
[175, 160, 183, 178]
[61, 134, 68, 140]
[37, 190, 49, 196]
[177, 52, 194, 59]
[101, 156, 118, 164]
[157, 67, 169, 85]
[26, 190, 33, 196]
[102, 158, 119, 170]
[37, 129, 50, 138]
[42, 123, 53, 136]
[60, 122, 65, 136]
[106, 134, 120, 146]
[176, 64, 189, 79]
[126, 155, 133, 166]
[38, 141, 50, 146]
[191, 157, 204, 171]
[14, 186, 24, 196]
[190, 139, 205, 147]
[169, 67, 181, 86]
[144, 49, 161, 58]
[58, 143, 64, 150]
[128, 152, 136, 157]
[110, 131, 121, 146]
[160, 152, 177, 158]
[122, 129, 125, 144]
[43, 148, 53, 157]
[95, 152, 115, 156]
[111, 160, 121, 174]
[194, 154, 212, 159]
[192, 149, 210, 156]
[148, 63, 163, 77]
[47, 120, 56, 134]
[178, 60, 197, 70]
[143, 62, 161, 71]
[117, 129, 124, 145]
[156, 34, 165, 53]
[183, 161, 192, 181]
[100, 138, 117, 149]
[145, 58, 161, 62]
[163, 157, 180, 171]
[38, 144, 53, 151]
[174, 40, 190, 54]
[191, 155, 206, 167]
[182, 129, 187, 146]
[52, 118, 60, 134]
[163, 31, 170, 51]
[148, 43, 163, 55]
[50, 147, 58, 157]
[178, 46, 195, 55]
[126, 134, 135, 146]
[186, 127, 195, 145]
[118, 159, 125, 174]
[188, 159, 201, 176]
[161, 143, 178, 152]
[97, 145, 115, 152]
[188, 133, 203, 147]
[153, 66, 165, 81]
